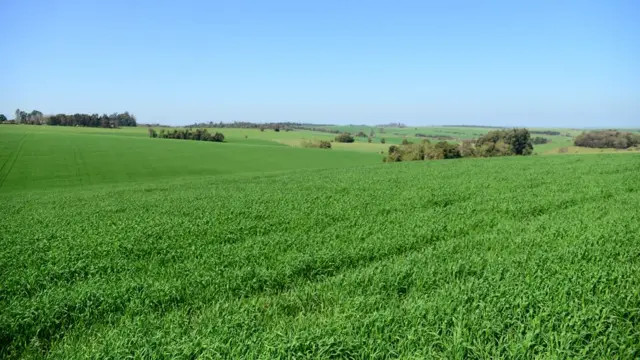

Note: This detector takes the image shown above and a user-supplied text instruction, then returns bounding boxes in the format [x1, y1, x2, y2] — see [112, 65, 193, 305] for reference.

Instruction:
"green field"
[1, 125, 640, 359]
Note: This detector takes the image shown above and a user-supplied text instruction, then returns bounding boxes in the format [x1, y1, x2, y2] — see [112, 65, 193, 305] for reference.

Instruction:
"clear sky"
[1, 0, 638, 127]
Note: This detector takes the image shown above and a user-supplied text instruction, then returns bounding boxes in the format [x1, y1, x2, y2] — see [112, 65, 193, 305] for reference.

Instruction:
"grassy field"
[1, 124, 639, 358]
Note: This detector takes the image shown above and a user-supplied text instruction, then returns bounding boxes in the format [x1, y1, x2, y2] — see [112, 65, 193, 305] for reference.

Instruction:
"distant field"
[1, 124, 639, 358]
[0, 126, 379, 191]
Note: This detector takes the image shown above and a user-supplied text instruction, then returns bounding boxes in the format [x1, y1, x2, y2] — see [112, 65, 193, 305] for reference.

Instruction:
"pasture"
[1, 125, 639, 359]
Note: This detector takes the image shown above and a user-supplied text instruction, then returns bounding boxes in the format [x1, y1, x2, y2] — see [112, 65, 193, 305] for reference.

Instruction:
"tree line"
[530, 130, 560, 136]
[148, 128, 225, 142]
[574, 130, 640, 149]
[1, 109, 137, 127]
[532, 137, 549, 144]
[385, 128, 534, 162]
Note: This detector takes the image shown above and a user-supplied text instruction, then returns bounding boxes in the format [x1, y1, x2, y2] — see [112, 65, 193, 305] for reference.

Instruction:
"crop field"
[1, 125, 639, 358]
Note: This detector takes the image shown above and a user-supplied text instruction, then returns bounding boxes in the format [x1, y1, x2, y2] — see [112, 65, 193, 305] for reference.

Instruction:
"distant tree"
[369, 129, 374, 137]
[335, 133, 355, 143]
[212, 132, 225, 142]
[355, 131, 367, 137]
[148, 128, 158, 138]
[274, 126, 280, 132]
[401, 138, 412, 145]
[380, 138, 386, 144]
[0, 114, 6, 122]
[367, 137, 372, 143]
[260, 127, 265, 132]
[14, 109, 21, 124]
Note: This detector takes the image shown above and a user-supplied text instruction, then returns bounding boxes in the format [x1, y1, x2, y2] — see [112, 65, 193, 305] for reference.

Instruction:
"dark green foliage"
[148, 128, 158, 138]
[434, 141, 461, 159]
[0, 114, 6, 122]
[45, 112, 137, 127]
[380, 138, 386, 144]
[532, 137, 549, 144]
[274, 127, 280, 132]
[355, 131, 367, 137]
[476, 128, 533, 156]
[335, 133, 355, 143]
[574, 130, 640, 149]
[401, 138, 412, 145]
[157, 128, 224, 142]
[367, 137, 372, 143]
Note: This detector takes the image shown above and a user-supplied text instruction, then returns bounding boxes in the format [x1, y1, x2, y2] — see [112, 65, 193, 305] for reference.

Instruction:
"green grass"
[1, 125, 640, 359]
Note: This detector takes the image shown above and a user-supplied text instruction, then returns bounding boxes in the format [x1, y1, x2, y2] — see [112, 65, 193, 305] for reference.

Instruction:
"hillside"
[1, 125, 639, 358]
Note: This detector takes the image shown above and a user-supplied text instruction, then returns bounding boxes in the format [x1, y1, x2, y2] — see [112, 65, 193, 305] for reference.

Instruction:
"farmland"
[1, 125, 640, 359]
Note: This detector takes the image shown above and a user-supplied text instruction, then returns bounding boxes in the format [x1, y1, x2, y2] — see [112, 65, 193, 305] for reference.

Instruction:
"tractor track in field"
[0, 134, 27, 189]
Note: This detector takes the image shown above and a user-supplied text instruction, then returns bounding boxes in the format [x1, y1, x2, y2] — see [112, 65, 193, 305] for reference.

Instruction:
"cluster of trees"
[385, 140, 462, 162]
[46, 112, 137, 127]
[149, 128, 224, 142]
[335, 133, 355, 143]
[4, 109, 137, 127]
[574, 130, 640, 149]
[532, 137, 549, 144]
[385, 128, 534, 162]
[12, 109, 44, 124]
[300, 139, 332, 149]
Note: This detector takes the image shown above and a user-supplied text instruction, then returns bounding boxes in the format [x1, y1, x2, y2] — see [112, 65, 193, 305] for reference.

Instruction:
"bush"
[401, 138, 412, 145]
[355, 131, 367, 137]
[335, 133, 355, 143]
[148, 128, 158, 138]
[380, 138, 386, 144]
[367, 137, 372, 143]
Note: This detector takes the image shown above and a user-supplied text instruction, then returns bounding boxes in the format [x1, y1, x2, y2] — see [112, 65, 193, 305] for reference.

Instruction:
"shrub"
[355, 131, 367, 137]
[148, 128, 158, 138]
[401, 138, 412, 145]
[380, 138, 386, 144]
[367, 137, 372, 143]
[335, 133, 355, 143]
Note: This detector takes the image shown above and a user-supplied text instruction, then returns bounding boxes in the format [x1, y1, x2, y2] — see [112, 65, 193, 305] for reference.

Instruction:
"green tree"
[0, 114, 7, 122]
[335, 133, 355, 143]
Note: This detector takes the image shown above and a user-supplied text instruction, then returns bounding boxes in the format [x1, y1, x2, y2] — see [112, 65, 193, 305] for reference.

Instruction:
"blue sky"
[1, 0, 638, 127]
